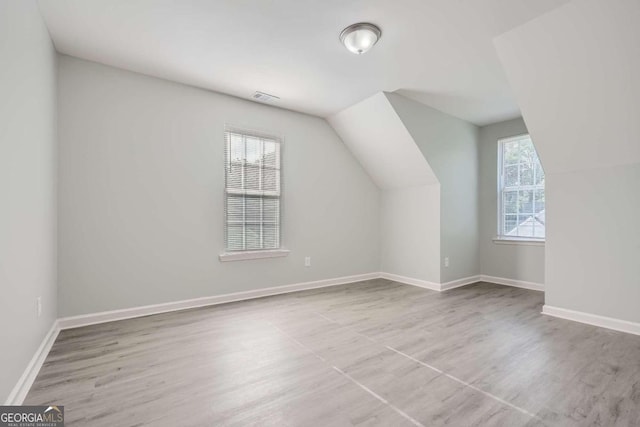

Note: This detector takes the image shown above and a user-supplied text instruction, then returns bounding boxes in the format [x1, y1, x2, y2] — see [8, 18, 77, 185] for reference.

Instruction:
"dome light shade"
[340, 23, 381, 55]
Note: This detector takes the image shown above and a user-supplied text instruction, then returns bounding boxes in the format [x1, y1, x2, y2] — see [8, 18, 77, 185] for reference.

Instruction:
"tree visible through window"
[498, 134, 545, 239]
[224, 129, 281, 251]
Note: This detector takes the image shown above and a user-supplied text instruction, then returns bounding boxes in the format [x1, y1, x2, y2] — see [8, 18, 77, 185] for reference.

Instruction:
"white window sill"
[219, 249, 290, 262]
[492, 237, 545, 247]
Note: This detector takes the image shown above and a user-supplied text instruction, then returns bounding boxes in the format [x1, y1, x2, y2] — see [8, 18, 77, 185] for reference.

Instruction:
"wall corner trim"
[379, 272, 482, 291]
[542, 305, 640, 336]
[441, 275, 482, 291]
[378, 272, 441, 291]
[380, 273, 543, 293]
[5, 321, 60, 405]
[479, 275, 544, 292]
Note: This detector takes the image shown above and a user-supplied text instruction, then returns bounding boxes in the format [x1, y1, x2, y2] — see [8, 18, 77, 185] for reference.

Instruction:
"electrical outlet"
[444, 257, 450, 268]
[304, 256, 311, 267]
[36, 297, 42, 317]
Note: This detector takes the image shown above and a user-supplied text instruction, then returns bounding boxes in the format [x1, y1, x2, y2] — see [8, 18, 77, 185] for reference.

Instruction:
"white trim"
[440, 275, 482, 291]
[56, 273, 544, 331]
[497, 133, 531, 145]
[479, 275, 544, 292]
[492, 237, 545, 246]
[379, 272, 441, 291]
[380, 273, 482, 292]
[219, 249, 290, 262]
[57, 272, 379, 330]
[380, 272, 543, 292]
[5, 321, 60, 405]
[542, 305, 640, 336]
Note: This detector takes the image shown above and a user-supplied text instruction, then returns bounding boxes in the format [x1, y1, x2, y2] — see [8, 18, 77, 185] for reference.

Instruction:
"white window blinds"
[498, 134, 545, 239]
[224, 128, 282, 251]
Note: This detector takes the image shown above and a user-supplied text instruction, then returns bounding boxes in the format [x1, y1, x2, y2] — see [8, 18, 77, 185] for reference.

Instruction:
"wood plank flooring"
[25, 280, 640, 426]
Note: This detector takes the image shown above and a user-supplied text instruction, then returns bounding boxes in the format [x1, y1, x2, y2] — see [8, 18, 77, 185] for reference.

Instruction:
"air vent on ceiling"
[252, 91, 280, 103]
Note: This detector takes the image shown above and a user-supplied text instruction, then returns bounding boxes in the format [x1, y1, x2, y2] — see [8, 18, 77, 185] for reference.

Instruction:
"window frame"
[219, 126, 288, 261]
[496, 133, 545, 243]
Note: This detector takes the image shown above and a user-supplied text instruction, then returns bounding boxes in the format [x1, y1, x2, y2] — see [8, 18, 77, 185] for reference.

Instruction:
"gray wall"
[57, 56, 380, 317]
[478, 118, 545, 284]
[380, 185, 441, 283]
[386, 93, 480, 283]
[496, 0, 640, 322]
[328, 92, 441, 284]
[545, 165, 640, 320]
[0, 1, 58, 402]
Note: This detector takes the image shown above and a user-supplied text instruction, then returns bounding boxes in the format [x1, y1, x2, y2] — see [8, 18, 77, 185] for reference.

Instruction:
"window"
[498, 134, 545, 240]
[224, 128, 282, 252]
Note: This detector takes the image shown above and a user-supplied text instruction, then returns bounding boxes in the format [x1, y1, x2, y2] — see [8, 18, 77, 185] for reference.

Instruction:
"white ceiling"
[37, 0, 569, 126]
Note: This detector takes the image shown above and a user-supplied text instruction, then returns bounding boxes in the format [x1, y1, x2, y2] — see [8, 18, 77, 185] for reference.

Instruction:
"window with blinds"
[498, 134, 545, 240]
[224, 128, 282, 251]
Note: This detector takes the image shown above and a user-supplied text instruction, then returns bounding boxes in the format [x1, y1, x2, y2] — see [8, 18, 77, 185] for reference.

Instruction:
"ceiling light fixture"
[339, 23, 381, 55]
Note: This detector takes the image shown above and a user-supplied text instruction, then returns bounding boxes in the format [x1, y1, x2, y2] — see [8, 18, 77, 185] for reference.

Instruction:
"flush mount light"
[339, 23, 381, 55]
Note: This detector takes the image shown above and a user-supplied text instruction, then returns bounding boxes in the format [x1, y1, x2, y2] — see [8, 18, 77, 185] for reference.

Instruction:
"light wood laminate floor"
[26, 280, 640, 426]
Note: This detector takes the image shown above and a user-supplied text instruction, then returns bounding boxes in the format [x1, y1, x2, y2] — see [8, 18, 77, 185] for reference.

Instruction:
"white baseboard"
[381, 273, 482, 291]
[378, 272, 441, 291]
[441, 275, 482, 291]
[542, 305, 640, 336]
[57, 273, 542, 331]
[479, 275, 544, 292]
[57, 272, 380, 330]
[380, 272, 542, 293]
[5, 321, 60, 405]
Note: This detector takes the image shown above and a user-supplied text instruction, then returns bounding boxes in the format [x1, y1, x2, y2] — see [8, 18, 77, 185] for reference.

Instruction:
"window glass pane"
[262, 225, 279, 249]
[504, 164, 519, 187]
[534, 190, 545, 238]
[245, 224, 261, 249]
[245, 197, 261, 223]
[228, 134, 244, 162]
[535, 163, 544, 185]
[499, 134, 545, 239]
[224, 130, 281, 251]
[244, 164, 260, 191]
[534, 189, 545, 215]
[226, 225, 244, 251]
[245, 137, 261, 164]
[520, 162, 534, 186]
[519, 189, 534, 213]
[503, 190, 518, 214]
[516, 214, 535, 237]
[263, 167, 278, 192]
[504, 214, 518, 235]
[226, 195, 244, 223]
[519, 139, 536, 163]
[263, 198, 279, 224]
[227, 162, 243, 190]
[263, 140, 279, 169]
[533, 221, 545, 238]
[503, 141, 520, 165]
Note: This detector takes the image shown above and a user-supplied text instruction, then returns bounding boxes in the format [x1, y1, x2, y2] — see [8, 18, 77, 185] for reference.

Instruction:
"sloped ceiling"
[494, 0, 640, 174]
[328, 92, 438, 190]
